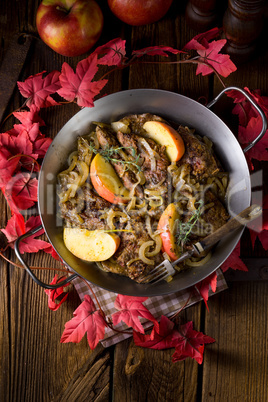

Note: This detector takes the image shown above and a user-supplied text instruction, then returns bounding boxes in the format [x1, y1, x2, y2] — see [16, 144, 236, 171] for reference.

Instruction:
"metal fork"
[139, 204, 262, 285]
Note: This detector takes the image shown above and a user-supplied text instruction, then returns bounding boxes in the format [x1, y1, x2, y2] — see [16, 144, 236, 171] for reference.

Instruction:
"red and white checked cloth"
[73, 269, 227, 348]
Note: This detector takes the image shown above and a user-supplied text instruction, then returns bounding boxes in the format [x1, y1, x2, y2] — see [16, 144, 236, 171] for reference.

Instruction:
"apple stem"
[56, 5, 70, 14]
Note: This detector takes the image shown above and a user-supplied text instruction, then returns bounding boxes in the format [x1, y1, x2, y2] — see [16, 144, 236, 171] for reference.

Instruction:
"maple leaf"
[5, 172, 38, 210]
[196, 40, 237, 78]
[238, 116, 268, 162]
[195, 271, 217, 311]
[94, 37, 126, 66]
[0, 147, 19, 188]
[17, 71, 61, 110]
[171, 321, 215, 364]
[13, 104, 45, 128]
[133, 315, 180, 349]
[112, 294, 158, 334]
[183, 27, 221, 51]
[228, 87, 268, 126]
[1, 214, 52, 253]
[44, 274, 70, 311]
[220, 242, 248, 273]
[132, 45, 182, 58]
[57, 54, 108, 108]
[33, 136, 52, 158]
[60, 294, 107, 349]
[134, 316, 215, 364]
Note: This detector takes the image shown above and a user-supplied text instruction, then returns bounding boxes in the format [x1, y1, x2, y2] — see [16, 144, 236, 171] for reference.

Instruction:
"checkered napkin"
[73, 269, 227, 348]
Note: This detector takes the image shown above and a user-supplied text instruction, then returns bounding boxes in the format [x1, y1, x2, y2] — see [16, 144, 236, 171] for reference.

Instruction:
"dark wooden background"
[0, 1, 268, 401]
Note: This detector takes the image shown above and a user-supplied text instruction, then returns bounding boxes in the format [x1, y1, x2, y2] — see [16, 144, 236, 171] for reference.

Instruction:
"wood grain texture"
[0, 0, 268, 401]
[202, 283, 268, 401]
[113, 305, 203, 402]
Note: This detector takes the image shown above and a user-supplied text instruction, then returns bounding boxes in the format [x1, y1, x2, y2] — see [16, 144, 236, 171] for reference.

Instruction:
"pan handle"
[14, 225, 78, 289]
[206, 86, 267, 153]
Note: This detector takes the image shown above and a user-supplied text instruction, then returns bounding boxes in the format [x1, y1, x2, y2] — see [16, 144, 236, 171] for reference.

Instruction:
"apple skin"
[143, 121, 185, 162]
[90, 153, 130, 204]
[36, 0, 104, 57]
[157, 203, 179, 261]
[107, 0, 173, 26]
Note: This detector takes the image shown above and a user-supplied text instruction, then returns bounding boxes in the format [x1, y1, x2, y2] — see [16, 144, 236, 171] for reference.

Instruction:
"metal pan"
[15, 87, 267, 296]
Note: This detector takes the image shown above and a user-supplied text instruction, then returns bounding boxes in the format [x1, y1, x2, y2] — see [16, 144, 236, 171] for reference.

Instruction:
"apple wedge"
[90, 153, 130, 204]
[63, 228, 120, 261]
[143, 121, 185, 162]
[157, 203, 180, 261]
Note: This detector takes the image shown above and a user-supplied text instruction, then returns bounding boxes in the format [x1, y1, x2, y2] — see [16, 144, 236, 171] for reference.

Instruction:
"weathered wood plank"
[202, 282, 268, 401]
[113, 304, 203, 402]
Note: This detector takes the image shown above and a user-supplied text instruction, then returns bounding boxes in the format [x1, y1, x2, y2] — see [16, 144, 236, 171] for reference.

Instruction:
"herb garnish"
[175, 200, 204, 246]
[85, 139, 141, 172]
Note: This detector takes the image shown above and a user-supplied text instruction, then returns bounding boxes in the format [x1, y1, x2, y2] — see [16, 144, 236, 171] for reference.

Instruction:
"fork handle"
[193, 204, 262, 255]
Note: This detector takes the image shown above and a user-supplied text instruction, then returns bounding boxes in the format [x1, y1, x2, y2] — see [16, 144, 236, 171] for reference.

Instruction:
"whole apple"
[36, 0, 104, 57]
[108, 0, 173, 26]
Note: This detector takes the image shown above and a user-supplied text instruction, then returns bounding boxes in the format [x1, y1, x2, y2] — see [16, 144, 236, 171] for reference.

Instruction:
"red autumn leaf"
[13, 129, 34, 156]
[133, 315, 180, 349]
[5, 172, 38, 210]
[94, 37, 126, 66]
[44, 274, 70, 311]
[132, 45, 182, 58]
[17, 71, 61, 110]
[0, 147, 19, 188]
[238, 116, 268, 162]
[13, 104, 45, 128]
[220, 242, 248, 273]
[33, 136, 52, 158]
[134, 316, 215, 364]
[227, 87, 268, 127]
[112, 294, 158, 334]
[60, 294, 107, 349]
[196, 40, 237, 78]
[183, 27, 221, 51]
[195, 271, 218, 311]
[1, 214, 51, 253]
[172, 321, 215, 364]
[57, 54, 108, 108]
[7, 122, 42, 148]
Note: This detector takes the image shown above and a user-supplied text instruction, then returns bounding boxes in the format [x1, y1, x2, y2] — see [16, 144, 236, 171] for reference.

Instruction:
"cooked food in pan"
[57, 113, 229, 283]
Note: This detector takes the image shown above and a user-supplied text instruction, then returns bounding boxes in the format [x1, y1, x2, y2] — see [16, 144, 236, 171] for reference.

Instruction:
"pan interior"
[38, 89, 250, 296]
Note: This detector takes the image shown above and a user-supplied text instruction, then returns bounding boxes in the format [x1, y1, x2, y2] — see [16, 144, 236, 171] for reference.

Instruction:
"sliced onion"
[138, 138, 156, 171]
[146, 235, 162, 257]
[138, 241, 155, 265]
[111, 121, 130, 133]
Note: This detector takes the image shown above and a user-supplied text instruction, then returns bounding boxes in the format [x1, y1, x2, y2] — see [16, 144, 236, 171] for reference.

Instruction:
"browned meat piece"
[177, 126, 219, 179]
[96, 126, 143, 198]
[119, 113, 166, 135]
[59, 186, 111, 230]
[116, 130, 169, 187]
[202, 190, 229, 232]
[108, 217, 162, 282]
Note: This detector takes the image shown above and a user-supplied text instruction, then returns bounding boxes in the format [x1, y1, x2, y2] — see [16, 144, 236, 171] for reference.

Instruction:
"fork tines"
[139, 261, 176, 284]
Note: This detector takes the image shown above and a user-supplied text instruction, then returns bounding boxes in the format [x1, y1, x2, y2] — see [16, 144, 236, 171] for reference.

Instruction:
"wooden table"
[0, 1, 268, 401]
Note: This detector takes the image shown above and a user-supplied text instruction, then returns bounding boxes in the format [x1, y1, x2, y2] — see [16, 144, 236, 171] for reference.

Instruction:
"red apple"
[36, 0, 104, 57]
[143, 121, 185, 162]
[90, 153, 130, 204]
[108, 0, 173, 26]
[157, 203, 180, 261]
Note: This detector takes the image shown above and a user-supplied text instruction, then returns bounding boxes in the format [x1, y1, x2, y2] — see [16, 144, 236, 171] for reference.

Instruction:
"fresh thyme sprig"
[175, 200, 204, 246]
[86, 140, 141, 172]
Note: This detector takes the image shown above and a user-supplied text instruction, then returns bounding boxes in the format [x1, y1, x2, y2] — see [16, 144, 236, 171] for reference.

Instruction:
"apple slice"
[63, 228, 120, 261]
[143, 121, 185, 162]
[157, 203, 180, 261]
[90, 153, 130, 204]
